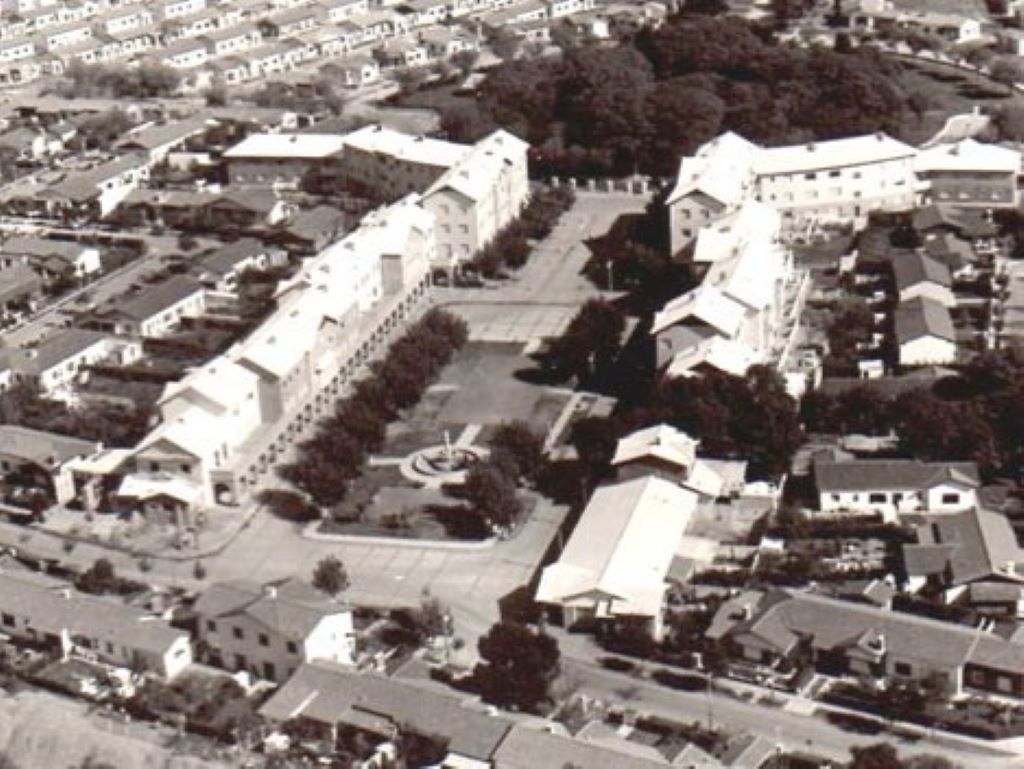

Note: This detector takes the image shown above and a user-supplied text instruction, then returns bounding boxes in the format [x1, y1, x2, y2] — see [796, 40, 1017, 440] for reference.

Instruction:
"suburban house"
[852, 7, 984, 44]
[707, 588, 1024, 700]
[6, 328, 132, 398]
[420, 129, 530, 269]
[891, 252, 955, 308]
[194, 578, 355, 683]
[260, 662, 515, 766]
[652, 201, 804, 380]
[914, 139, 1021, 210]
[0, 235, 101, 283]
[85, 275, 207, 338]
[39, 151, 153, 219]
[666, 131, 917, 252]
[0, 570, 192, 680]
[115, 116, 211, 162]
[272, 204, 347, 255]
[193, 238, 283, 292]
[0, 262, 42, 321]
[611, 423, 725, 498]
[0, 425, 99, 504]
[903, 509, 1024, 617]
[894, 296, 957, 367]
[536, 475, 699, 641]
[812, 456, 980, 519]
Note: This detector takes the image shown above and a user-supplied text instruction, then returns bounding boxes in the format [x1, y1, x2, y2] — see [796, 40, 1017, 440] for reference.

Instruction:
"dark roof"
[0, 263, 42, 304]
[493, 725, 672, 769]
[194, 578, 347, 641]
[116, 117, 209, 152]
[894, 296, 955, 344]
[814, 458, 980, 493]
[47, 153, 149, 202]
[903, 509, 1024, 585]
[197, 238, 268, 275]
[114, 275, 203, 322]
[282, 205, 346, 243]
[212, 187, 280, 214]
[0, 425, 97, 467]
[892, 252, 951, 292]
[14, 328, 109, 374]
[260, 662, 513, 761]
[923, 233, 973, 272]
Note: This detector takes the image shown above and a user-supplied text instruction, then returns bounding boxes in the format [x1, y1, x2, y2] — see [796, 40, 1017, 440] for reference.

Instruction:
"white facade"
[899, 334, 957, 367]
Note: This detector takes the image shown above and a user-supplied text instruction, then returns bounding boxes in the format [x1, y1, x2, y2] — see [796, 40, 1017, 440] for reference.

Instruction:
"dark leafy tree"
[475, 621, 561, 712]
[464, 462, 522, 530]
[312, 556, 349, 597]
[570, 416, 619, 479]
[489, 421, 545, 484]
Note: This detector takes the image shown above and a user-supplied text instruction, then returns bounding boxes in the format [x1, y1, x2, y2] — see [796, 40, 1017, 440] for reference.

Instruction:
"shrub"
[257, 489, 321, 522]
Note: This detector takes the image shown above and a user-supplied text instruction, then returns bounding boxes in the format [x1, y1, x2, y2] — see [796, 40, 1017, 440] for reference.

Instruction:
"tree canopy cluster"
[802, 350, 1024, 480]
[443, 14, 919, 177]
[544, 299, 627, 384]
[54, 62, 181, 99]
[473, 620, 560, 712]
[279, 309, 468, 506]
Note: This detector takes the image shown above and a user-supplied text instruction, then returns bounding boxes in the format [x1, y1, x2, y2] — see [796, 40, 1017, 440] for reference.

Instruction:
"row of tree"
[469, 184, 576, 277]
[278, 309, 469, 507]
[52, 62, 181, 99]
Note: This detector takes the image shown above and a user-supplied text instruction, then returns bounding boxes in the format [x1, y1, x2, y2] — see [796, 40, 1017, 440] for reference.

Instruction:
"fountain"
[402, 430, 487, 488]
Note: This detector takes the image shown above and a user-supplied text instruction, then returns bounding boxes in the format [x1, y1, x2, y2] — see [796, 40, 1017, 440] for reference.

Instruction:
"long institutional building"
[119, 126, 529, 508]
[657, 130, 1021, 383]
[224, 125, 530, 268]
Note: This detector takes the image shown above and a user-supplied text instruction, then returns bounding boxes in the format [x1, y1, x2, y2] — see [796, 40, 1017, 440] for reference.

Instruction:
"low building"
[40, 152, 152, 219]
[0, 425, 99, 504]
[914, 139, 1021, 210]
[611, 423, 725, 498]
[194, 578, 355, 682]
[0, 570, 192, 679]
[86, 275, 206, 338]
[891, 252, 954, 308]
[1, 236, 101, 283]
[260, 662, 514, 764]
[115, 116, 211, 162]
[0, 262, 42, 321]
[813, 457, 979, 519]
[193, 238, 282, 292]
[7, 328, 122, 397]
[895, 296, 957, 367]
[536, 476, 699, 640]
[903, 509, 1024, 616]
[708, 588, 1024, 700]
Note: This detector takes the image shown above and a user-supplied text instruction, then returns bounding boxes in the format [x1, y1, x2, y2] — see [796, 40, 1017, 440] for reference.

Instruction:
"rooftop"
[814, 457, 980, 493]
[894, 296, 956, 344]
[223, 133, 347, 160]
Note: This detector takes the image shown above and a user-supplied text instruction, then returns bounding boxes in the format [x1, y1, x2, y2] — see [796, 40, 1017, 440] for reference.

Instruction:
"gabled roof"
[195, 578, 348, 641]
[493, 724, 672, 769]
[894, 296, 955, 344]
[904, 509, 1024, 586]
[0, 263, 42, 304]
[892, 252, 952, 292]
[12, 328, 109, 374]
[664, 334, 757, 379]
[112, 275, 204, 322]
[116, 116, 210, 152]
[423, 129, 527, 203]
[341, 123, 467, 168]
[814, 458, 980, 494]
[0, 425, 98, 468]
[753, 133, 916, 176]
[536, 476, 698, 616]
[197, 238, 271, 276]
[651, 284, 746, 337]
[224, 133, 347, 160]
[612, 423, 698, 470]
[261, 662, 513, 761]
[915, 138, 1021, 175]
[666, 131, 758, 207]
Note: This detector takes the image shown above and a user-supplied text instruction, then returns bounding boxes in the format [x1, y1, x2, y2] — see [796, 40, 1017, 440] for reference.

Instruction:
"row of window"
[206, 619, 299, 654]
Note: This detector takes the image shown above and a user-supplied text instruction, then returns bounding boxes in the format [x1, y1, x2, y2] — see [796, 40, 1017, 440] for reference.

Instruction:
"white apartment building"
[129, 196, 434, 507]
[421, 129, 530, 268]
[653, 201, 802, 380]
[666, 131, 918, 252]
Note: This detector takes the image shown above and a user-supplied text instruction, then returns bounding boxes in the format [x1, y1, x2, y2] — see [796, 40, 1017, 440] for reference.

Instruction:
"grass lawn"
[895, 59, 1021, 146]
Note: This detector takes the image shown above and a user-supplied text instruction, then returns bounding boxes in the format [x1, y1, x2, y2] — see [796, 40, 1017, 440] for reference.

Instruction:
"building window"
[258, 633, 269, 647]
[868, 493, 886, 504]
[941, 493, 960, 505]
[999, 676, 1013, 694]
[894, 662, 912, 676]
[0, 613, 13, 627]
[969, 669, 985, 686]
[206, 620, 217, 632]
[233, 627, 244, 640]
[286, 641, 298, 654]
[263, 661, 276, 679]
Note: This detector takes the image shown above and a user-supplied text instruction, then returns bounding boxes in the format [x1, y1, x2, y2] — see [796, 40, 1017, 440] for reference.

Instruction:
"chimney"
[264, 584, 277, 599]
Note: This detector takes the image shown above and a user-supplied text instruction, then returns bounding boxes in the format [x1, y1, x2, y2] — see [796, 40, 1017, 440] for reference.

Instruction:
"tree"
[418, 590, 450, 639]
[257, 488, 321, 522]
[464, 462, 522, 531]
[570, 416, 619, 479]
[682, 0, 729, 14]
[990, 57, 1024, 96]
[452, 50, 479, 77]
[475, 621, 560, 711]
[848, 743, 903, 769]
[312, 556, 349, 597]
[489, 421, 545, 484]
[546, 299, 626, 382]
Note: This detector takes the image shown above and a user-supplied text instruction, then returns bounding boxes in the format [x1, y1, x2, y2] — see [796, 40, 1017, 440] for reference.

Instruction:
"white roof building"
[612, 423, 698, 471]
[536, 476, 698, 635]
[223, 133, 348, 160]
[914, 138, 1021, 175]
[666, 130, 758, 207]
[751, 132, 916, 177]
[340, 124, 467, 168]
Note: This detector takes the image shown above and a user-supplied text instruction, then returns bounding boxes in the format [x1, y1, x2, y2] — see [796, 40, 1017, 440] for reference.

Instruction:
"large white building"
[653, 201, 805, 380]
[536, 475, 698, 640]
[667, 131, 918, 253]
[129, 194, 434, 507]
